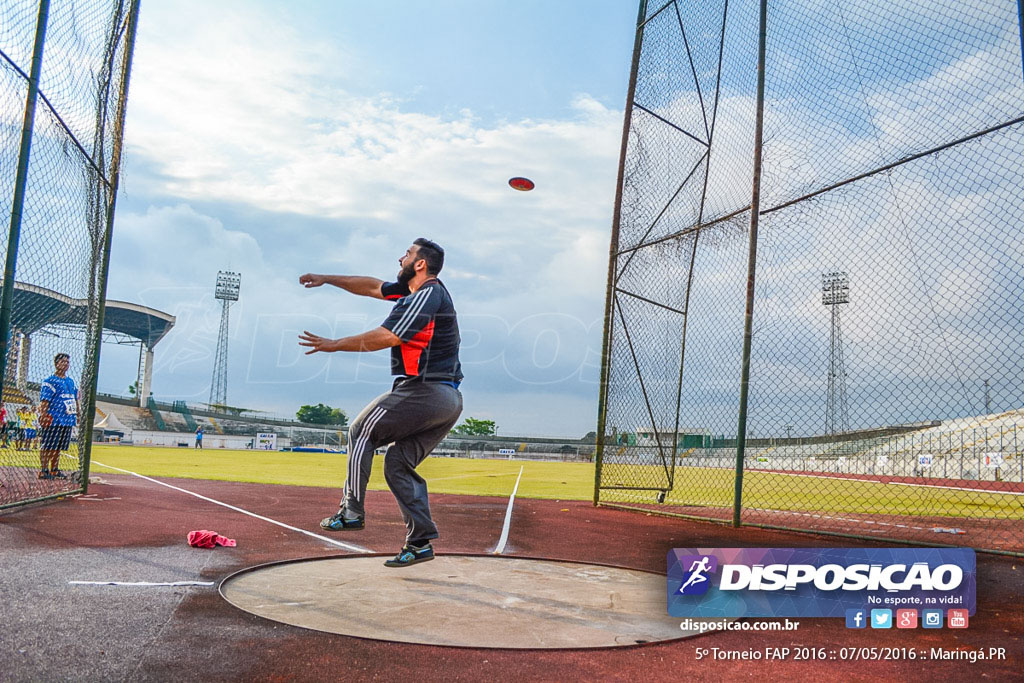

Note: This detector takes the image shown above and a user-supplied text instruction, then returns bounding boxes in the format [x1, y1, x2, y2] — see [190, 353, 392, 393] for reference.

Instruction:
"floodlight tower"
[209, 270, 241, 408]
[822, 272, 850, 435]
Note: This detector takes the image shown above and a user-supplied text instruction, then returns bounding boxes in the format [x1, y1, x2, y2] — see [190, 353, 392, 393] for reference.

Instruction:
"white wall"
[129, 430, 285, 450]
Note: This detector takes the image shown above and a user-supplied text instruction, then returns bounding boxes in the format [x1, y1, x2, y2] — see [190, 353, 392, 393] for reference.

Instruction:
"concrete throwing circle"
[220, 555, 702, 648]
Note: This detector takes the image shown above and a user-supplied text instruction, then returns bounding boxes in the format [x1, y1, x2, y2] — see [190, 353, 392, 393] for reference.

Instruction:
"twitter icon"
[870, 609, 893, 629]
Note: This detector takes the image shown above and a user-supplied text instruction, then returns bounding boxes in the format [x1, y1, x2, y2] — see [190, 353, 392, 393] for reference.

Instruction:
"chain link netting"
[1, 0, 138, 508]
[597, 0, 1024, 554]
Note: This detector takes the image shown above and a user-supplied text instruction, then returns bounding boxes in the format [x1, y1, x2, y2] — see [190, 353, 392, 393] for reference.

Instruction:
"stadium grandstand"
[602, 410, 1023, 484]
[2, 283, 174, 434]
[92, 392, 593, 460]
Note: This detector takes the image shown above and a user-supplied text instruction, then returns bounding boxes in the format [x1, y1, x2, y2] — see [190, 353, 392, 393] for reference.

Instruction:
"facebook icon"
[845, 608, 867, 629]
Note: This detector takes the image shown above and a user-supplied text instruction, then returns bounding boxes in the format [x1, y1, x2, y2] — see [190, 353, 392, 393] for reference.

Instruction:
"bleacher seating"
[94, 399, 349, 449]
[2, 384, 36, 406]
[96, 401, 159, 431]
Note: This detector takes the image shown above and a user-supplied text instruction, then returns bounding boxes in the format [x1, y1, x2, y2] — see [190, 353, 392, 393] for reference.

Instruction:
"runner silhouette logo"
[676, 555, 718, 595]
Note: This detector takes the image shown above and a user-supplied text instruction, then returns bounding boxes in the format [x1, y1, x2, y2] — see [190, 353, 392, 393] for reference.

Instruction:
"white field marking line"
[756, 469, 1024, 495]
[754, 471, 887, 485]
[92, 461, 370, 553]
[429, 472, 520, 483]
[747, 507, 926, 531]
[492, 466, 524, 555]
[69, 581, 215, 587]
[884, 480, 1024, 496]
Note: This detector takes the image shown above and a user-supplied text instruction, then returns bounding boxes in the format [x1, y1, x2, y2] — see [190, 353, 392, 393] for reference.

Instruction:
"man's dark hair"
[54, 352, 69, 363]
[413, 237, 445, 275]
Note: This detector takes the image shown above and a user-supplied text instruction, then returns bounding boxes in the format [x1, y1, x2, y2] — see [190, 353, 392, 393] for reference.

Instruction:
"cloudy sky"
[96, 1, 639, 436]
[605, 0, 1024, 439]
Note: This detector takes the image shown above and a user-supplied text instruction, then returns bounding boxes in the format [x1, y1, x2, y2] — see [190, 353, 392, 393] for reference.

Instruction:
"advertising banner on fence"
[668, 548, 975, 618]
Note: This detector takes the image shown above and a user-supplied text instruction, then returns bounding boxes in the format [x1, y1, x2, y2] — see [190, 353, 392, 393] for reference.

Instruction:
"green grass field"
[601, 463, 1022, 519]
[12, 445, 1015, 522]
[88, 445, 595, 501]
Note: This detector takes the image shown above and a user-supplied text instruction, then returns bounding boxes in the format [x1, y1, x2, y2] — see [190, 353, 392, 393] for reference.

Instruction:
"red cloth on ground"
[187, 530, 236, 548]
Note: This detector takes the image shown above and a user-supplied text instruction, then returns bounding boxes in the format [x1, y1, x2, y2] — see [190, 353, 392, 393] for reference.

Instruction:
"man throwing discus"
[38, 352, 79, 480]
[299, 238, 463, 567]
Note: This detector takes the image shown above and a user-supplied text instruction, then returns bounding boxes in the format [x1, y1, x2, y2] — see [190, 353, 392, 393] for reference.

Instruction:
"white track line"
[756, 469, 1024, 495]
[754, 471, 889, 485]
[93, 461, 370, 553]
[429, 472, 520, 483]
[885, 480, 1024, 496]
[492, 466, 524, 555]
[748, 506, 928, 531]
[69, 581, 215, 587]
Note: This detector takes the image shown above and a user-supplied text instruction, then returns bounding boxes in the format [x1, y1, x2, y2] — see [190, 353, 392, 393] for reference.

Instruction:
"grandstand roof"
[2, 282, 175, 348]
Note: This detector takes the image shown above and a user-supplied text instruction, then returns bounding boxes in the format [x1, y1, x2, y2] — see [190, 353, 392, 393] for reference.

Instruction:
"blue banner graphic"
[667, 548, 975, 618]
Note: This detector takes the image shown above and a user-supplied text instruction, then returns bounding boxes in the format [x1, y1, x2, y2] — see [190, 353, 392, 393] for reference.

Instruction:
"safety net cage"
[596, 0, 1024, 555]
[1, 0, 141, 508]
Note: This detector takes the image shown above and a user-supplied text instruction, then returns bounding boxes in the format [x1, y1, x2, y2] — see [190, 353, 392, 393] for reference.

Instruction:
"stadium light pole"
[209, 270, 241, 409]
[822, 272, 850, 435]
[732, 0, 769, 528]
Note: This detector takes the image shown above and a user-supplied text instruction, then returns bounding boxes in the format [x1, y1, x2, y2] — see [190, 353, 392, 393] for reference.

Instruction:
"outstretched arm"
[299, 274, 385, 300]
[298, 327, 401, 354]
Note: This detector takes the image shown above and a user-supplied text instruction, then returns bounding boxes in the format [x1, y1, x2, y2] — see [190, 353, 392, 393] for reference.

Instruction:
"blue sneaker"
[319, 510, 364, 531]
[384, 543, 434, 567]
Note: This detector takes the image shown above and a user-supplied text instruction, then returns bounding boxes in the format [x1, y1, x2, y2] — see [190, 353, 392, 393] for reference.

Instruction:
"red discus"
[508, 176, 535, 191]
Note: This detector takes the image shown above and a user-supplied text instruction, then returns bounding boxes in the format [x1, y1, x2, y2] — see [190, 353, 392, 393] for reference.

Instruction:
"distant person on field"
[22, 404, 37, 450]
[195, 426, 204, 449]
[15, 406, 27, 450]
[6, 405, 19, 446]
[5, 405, 18, 447]
[38, 353, 79, 480]
[299, 238, 463, 568]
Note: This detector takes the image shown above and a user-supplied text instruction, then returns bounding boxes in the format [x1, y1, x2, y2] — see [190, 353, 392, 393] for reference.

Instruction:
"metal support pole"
[594, 0, 648, 506]
[1018, 0, 1024, 83]
[0, 0, 50, 407]
[79, 0, 143, 493]
[732, 0, 769, 528]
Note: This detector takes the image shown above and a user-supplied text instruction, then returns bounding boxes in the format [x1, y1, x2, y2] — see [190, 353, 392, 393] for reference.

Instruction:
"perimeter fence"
[0, 0, 141, 508]
[596, 0, 1024, 554]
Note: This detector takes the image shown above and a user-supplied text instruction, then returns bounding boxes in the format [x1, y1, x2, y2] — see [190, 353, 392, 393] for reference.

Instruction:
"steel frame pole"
[0, 0, 50, 406]
[732, 0, 769, 527]
[594, 0, 649, 506]
[79, 0, 143, 493]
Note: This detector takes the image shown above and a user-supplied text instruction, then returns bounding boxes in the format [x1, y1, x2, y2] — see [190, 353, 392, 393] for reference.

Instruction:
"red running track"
[0, 473, 1020, 681]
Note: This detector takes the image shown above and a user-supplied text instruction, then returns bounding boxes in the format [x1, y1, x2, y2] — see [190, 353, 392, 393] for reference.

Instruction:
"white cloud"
[104, 3, 627, 435]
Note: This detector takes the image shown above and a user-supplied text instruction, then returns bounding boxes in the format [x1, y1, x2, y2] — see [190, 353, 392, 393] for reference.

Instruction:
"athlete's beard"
[397, 261, 416, 285]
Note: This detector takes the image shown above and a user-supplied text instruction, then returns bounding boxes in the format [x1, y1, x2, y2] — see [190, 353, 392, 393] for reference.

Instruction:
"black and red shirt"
[380, 279, 463, 382]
